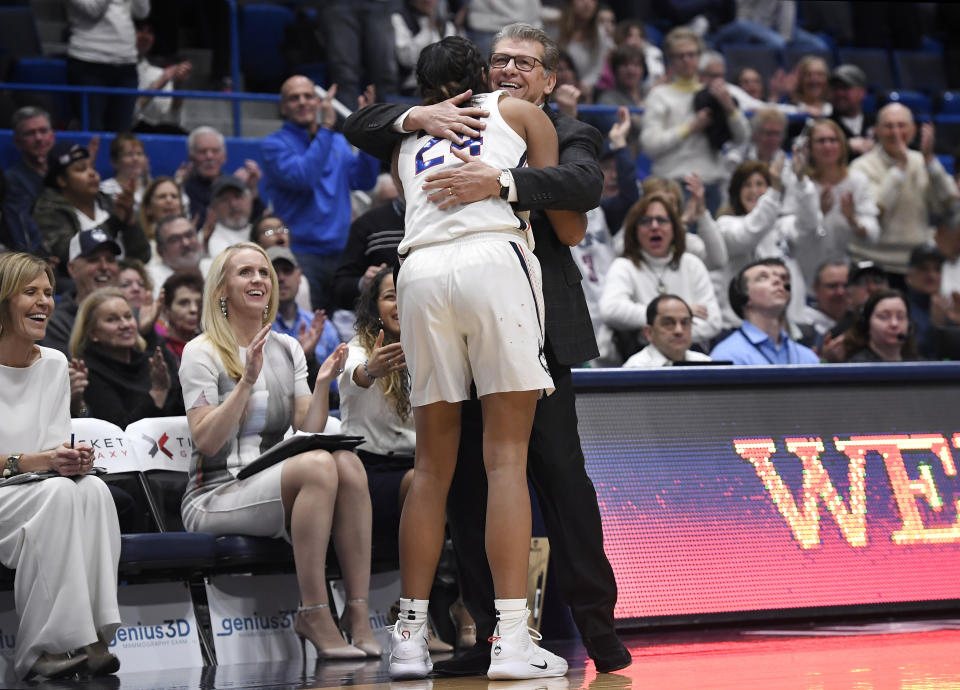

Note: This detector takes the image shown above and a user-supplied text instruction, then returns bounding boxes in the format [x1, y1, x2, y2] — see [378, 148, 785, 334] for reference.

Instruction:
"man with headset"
[711, 258, 820, 365]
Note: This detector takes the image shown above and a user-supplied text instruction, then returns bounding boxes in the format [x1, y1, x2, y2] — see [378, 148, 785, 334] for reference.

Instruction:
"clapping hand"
[819, 185, 834, 215]
[319, 84, 339, 130]
[920, 122, 936, 165]
[608, 107, 631, 150]
[148, 347, 171, 408]
[234, 159, 262, 195]
[682, 173, 705, 224]
[298, 310, 326, 359]
[113, 177, 136, 225]
[316, 342, 349, 387]
[690, 108, 712, 133]
[68, 358, 88, 411]
[555, 84, 581, 119]
[769, 154, 785, 192]
[358, 84, 376, 109]
[241, 324, 272, 386]
[819, 332, 846, 363]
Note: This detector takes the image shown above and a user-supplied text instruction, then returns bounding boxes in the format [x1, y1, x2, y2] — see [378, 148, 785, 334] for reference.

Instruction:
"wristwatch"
[498, 169, 512, 200]
[3, 454, 22, 478]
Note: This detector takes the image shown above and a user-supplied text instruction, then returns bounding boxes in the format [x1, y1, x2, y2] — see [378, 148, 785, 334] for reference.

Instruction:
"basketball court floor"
[27, 618, 960, 689]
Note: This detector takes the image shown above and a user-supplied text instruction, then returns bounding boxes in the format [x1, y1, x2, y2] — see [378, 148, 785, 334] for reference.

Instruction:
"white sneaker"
[487, 616, 568, 680]
[388, 621, 433, 680]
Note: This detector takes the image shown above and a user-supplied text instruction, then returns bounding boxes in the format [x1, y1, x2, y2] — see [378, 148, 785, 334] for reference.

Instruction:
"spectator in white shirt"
[600, 192, 722, 349]
[622, 294, 713, 367]
[132, 18, 191, 135]
[203, 176, 254, 260]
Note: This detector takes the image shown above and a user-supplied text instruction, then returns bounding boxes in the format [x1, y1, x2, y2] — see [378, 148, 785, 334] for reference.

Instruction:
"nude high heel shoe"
[338, 598, 383, 658]
[294, 602, 366, 663]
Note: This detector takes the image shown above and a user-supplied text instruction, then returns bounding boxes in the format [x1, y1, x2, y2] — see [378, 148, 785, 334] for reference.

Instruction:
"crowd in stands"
[1, 2, 959, 390]
[4, 0, 960, 679]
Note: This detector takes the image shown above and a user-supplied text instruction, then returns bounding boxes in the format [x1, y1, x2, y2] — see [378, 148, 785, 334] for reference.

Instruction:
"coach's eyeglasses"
[490, 53, 544, 72]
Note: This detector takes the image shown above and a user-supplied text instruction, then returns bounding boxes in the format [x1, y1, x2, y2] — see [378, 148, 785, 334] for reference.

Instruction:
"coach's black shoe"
[585, 633, 631, 673]
[431, 640, 492, 676]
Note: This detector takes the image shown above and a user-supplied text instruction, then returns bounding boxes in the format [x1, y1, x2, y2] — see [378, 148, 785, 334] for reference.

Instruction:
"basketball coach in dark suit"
[342, 23, 631, 675]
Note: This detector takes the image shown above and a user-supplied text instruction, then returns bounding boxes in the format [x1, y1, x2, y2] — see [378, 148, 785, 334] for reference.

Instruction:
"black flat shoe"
[25, 652, 87, 680]
[585, 633, 631, 673]
[431, 641, 492, 676]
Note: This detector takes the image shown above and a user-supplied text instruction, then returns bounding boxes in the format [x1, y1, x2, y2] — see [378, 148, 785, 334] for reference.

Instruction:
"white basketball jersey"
[397, 90, 530, 255]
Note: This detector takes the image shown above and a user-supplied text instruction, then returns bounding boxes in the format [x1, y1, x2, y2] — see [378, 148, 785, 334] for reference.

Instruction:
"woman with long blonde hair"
[178, 242, 380, 660]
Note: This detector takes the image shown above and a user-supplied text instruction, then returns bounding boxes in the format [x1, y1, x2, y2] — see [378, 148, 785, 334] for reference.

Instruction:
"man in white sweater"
[849, 103, 959, 276]
[641, 28, 750, 214]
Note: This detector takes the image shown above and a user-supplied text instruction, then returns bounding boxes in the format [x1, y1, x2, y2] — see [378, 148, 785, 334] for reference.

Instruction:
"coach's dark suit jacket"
[342, 102, 603, 369]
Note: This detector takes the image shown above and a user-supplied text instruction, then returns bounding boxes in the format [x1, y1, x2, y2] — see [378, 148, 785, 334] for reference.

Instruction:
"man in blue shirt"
[261, 75, 379, 313]
[267, 246, 342, 391]
[3, 107, 55, 252]
[711, 258, 821, 365]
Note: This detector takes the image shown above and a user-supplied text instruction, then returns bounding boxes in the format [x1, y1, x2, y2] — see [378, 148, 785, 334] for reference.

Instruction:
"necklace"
[649, 264, 670, 294]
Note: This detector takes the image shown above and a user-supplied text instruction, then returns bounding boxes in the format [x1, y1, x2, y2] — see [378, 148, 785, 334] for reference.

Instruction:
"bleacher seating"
[894, 50, 948, 93]
[238, 4, 296, 90]
[886, 90, 934, 116]
[722, 44, 781, 84]
[837, 48, 897, 92]
[0, 7, 41, 59]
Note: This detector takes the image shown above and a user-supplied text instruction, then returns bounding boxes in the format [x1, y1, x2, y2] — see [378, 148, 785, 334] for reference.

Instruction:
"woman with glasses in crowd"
[600, 193, 721, 350]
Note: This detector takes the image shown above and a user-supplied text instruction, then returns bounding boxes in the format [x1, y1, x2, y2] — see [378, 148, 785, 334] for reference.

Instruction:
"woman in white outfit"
[179, 242, 380, 661]
[787, 118, 879, 292]
[0, 252, 121, 680]
[716, 158, 821, 328]
[387, 36, 582, 681]
[600, 193, 722, 349]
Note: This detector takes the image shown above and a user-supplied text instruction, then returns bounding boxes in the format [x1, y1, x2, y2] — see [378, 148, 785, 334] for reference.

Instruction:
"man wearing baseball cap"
[40, 226, 122, 356]
[828, 64, 875, 160]
[204, 175, 254, 259]
[267, 245, 341, 391]
[31, 141, 150, 274]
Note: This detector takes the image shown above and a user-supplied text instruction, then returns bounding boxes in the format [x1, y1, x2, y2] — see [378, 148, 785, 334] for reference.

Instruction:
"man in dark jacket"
[32, 142, 150, 272]
[343, 23, 630, 675]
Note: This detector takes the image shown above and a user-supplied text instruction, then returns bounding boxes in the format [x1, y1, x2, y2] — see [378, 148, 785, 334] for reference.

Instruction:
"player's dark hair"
[417, 36, 489, 105]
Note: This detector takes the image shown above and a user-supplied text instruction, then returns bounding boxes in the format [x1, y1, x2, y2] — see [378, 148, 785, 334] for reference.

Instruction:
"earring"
[263, 306, 269, 322]
[219, 296, 228, 318]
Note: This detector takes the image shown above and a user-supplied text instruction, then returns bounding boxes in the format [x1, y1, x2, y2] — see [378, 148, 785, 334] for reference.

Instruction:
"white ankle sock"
[494, 598, 528, 625]
[397, 598, 429, 632]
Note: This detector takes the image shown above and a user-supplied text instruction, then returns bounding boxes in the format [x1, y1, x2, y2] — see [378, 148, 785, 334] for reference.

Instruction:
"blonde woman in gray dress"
[179, 242, 380, 660]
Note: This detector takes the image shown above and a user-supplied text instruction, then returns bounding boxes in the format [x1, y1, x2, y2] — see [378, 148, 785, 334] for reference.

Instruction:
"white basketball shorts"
[397, 233, 554, 407]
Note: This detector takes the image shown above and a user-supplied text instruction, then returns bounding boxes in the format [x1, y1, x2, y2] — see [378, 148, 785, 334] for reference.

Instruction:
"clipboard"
[236, 434, 365, 480]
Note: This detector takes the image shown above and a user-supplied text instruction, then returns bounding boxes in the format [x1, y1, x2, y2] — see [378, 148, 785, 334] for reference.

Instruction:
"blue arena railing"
[0, 82, 279, 137]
